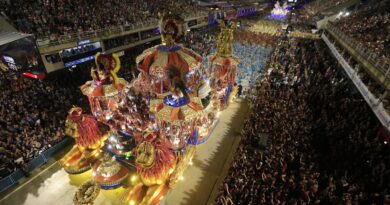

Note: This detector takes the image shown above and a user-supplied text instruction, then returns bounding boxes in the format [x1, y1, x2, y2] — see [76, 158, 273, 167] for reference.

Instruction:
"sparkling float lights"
[60, 14, 239, 205]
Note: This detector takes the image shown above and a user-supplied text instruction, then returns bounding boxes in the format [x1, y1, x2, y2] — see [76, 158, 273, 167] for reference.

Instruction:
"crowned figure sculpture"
[208, 21, 240, 111]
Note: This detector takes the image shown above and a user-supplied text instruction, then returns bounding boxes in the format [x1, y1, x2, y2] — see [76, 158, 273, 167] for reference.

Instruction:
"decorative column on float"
[135, 13, 209, 189]
[208, 21, 240, 111]
[136, 13, 209, 151]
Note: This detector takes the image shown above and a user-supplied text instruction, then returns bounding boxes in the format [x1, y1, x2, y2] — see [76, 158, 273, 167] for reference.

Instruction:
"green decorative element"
[125, 152, 134, 159]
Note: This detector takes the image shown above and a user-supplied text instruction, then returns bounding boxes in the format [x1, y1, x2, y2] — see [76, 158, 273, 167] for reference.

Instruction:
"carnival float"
[208, 21, 239, 111]
[61, 14, 240, 205]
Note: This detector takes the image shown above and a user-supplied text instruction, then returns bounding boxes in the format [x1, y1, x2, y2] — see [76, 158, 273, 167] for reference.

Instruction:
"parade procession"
[60, 14, 240, 205]
[1, 1, 389, 205]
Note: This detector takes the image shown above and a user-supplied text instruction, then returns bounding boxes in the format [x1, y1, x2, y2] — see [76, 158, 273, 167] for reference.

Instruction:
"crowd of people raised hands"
[0, 0, 206, 40]
[216, 37, 390, 204]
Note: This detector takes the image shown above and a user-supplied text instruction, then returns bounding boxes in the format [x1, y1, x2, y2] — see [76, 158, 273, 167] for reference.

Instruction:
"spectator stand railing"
[304, 0, 357, 16]
[36, 11, 209, 48]
[0, 137, 73, 194]
[322, 33, 390, 130]
[325, 22, 390, 78]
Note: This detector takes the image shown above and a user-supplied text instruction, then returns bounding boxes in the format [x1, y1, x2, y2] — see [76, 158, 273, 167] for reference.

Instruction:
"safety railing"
[325, 22, 390, 78]
[0, 138, 73, 193]
[36, 11, 209, 47]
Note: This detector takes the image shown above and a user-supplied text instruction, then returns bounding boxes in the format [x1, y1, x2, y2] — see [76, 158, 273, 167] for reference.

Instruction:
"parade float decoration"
[208, 21, 240, 111]
[119, 85, 150, 136]
[136, 13, 213, 146]
[106, 131, 136, 160]
[80, 53, 128, 130]
[61, 12, 232, 205]
[198, 77, 212, 109]
[135, 131, 176, 186]
[73, 180, 100, 205]
[61, 107, 106, 174]
[149, 65, 205, 149]
[270, 1, 289, 19]
[92, 153, 129, 189]
[135, 13, 204, 97]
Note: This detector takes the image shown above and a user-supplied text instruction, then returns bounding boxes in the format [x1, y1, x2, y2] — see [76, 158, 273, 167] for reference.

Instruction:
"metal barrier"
[0, 138, 72, 193]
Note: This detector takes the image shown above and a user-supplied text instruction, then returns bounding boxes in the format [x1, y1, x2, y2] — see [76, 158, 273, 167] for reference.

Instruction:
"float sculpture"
[61, 12, 234, 205]
[80, 53, 128, 128]
[208, 21, 240, 111]
[61, 107, 106, 174]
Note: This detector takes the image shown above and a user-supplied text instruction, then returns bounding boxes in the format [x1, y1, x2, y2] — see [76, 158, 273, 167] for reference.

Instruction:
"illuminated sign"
[78, 39, 91, 46]
[64, 55, 95, 67]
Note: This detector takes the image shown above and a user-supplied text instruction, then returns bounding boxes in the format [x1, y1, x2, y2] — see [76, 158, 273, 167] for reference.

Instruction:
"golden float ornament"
[135, 132, 176, 187]
[61, 107, 107, 174]
[73, 180, 100, 205]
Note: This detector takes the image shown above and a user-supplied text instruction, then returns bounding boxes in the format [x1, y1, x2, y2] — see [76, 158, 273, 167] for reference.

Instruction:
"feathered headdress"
[91, 52, 121, 84]
[67, 106, 83, 121]
[66, 107, 102, 147]
[159, 12, 187, 42]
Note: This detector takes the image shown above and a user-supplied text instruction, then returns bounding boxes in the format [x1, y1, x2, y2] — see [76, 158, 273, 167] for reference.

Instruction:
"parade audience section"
[0, 1, 389, 203]
[216, 38, 389, 205]
[332, 2, 390, 65]
[0, 0, 205, 40]
[0, 71, 88, 178]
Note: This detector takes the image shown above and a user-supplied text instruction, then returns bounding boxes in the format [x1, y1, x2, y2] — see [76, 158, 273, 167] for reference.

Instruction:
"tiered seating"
[0, 0, 206, 41]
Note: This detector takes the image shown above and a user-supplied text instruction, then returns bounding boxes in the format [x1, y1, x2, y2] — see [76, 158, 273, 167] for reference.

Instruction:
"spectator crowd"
[216, 37, 390, 204]
[333, 1, 390, 65]
[303, 0, 352, 18]
[60, 44, 99, 58]
[0, 70, 88, 178]
[0, 0, 206, 41]
[0, 3, 389, 203]
[182, 26, 218, 57]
